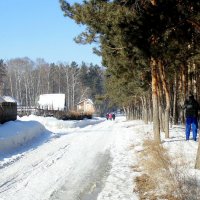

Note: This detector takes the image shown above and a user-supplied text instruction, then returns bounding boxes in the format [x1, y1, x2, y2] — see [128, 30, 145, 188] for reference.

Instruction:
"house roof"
[3, 96, 18, 103]
[0, 96, 19, 104]
[38, 93, 65, 110]
[77, 98, 94, 105]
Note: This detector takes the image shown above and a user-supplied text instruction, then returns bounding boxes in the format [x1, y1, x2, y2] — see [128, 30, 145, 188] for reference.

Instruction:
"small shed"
[77, 99, 95, 114]
[0, 96, 17, 123]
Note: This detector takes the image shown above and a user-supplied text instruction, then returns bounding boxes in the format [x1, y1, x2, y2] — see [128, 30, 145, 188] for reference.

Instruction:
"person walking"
[183, 94, 199, 141]
[112, 113, 116, 120]
[106, 113, 109, 120]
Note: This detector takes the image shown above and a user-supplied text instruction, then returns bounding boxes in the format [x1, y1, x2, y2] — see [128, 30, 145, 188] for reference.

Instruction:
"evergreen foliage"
[60, 0, 200, 138]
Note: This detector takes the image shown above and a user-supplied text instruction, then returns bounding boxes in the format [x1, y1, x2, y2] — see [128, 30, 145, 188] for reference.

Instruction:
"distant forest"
[0, 58, 108, 115]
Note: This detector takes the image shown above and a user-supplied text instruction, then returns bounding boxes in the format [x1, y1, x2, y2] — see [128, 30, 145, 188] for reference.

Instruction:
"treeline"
[60, 0, 200, 142]
[0, 57, 105, 114]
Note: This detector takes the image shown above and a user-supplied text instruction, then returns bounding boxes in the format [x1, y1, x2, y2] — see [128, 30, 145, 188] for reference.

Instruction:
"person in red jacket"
[108, 113, 112, 120]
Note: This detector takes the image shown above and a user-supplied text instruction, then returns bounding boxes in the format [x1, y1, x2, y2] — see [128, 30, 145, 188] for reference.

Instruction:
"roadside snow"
[0, 115, 141, 200]
[0, 120, 46, 152]
[20, 115, 105, 131]
[96, 121, 145, 200]
[0, 115, 104, 154]
[0, 115, 200, 200]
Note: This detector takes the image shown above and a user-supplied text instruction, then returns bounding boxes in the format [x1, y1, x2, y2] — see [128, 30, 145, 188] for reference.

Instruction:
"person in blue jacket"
[106, 113, 109, 120]
[112, 113, 116, 120]
[183, 94, 199, 141]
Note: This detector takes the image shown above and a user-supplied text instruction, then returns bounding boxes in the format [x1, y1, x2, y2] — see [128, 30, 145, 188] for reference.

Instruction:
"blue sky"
[0, 0, 102, 65]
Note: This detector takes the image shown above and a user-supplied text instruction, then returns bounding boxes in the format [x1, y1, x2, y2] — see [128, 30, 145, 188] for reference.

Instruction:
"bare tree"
[0, 59, 6, 96]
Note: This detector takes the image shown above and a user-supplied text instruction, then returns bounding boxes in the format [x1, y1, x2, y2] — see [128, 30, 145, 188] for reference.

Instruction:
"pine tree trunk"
[195, 139, 200, 169]
[181, 64, 188, 124]
[127, 106, 130, 120]
[158, 60, 170, 138]
[151, 58, 161, 143]
[173, 71, 178, 125]
[158, 85, 164, 132]
[183, 64, 188, 98]
[159, 104, 164, 132]
[141, 96, 148, 124]
[188, 63, 192, 94]
[148, 92, 153, 122]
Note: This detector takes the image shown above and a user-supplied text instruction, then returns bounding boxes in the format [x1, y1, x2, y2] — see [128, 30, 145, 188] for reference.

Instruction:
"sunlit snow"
[0, 115, 199, 200]
[37, 94, 65, 110]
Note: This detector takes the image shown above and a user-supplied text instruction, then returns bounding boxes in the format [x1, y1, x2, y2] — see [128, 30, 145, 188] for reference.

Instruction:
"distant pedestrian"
[108, 113, 112, 120]
[106, 113, 109, 120]
[183, 94, 199, 141]
[112, 113, 115, 120]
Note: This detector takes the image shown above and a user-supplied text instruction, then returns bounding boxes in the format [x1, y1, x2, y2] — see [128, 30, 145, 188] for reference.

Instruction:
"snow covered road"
[0, 117, 144, 200]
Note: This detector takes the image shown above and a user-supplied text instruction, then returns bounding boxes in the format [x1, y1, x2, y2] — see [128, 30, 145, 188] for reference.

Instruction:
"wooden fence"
[0, 102, 17, 123]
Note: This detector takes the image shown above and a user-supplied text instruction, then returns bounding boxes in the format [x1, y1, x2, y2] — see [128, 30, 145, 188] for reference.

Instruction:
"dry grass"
[133, 139, 200, 200]
[131, 165, 142, 172]
[134, 174, 157, 200]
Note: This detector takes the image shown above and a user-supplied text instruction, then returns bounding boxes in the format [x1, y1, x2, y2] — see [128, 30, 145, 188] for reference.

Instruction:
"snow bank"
[0, 120, 46, 152]
[20, 115, 105, 131]
[0, 115, 105, 153]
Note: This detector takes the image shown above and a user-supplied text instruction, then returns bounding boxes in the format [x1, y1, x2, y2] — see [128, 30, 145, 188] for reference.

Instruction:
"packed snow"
[0, 115, 200, 200]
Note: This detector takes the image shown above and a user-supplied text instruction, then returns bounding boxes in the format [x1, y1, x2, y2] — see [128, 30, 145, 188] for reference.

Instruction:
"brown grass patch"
[133, 139, 200, 200]
[134, 174, 157, 200]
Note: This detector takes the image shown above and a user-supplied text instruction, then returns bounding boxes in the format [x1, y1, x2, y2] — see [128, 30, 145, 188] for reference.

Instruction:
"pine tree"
[60, 0, 200, 142]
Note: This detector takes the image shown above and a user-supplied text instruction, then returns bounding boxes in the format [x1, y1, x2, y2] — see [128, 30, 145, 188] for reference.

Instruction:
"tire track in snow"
[0, 143, 70, 198]
[49, 121, 117, 200]
[0, 118, 134, 200]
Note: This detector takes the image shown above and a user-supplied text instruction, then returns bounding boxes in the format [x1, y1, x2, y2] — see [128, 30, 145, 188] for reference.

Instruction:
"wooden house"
[77, 99, 95, 114]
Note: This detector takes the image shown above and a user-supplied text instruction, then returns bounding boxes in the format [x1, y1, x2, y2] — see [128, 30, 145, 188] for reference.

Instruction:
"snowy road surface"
[0, 117, 145, 200]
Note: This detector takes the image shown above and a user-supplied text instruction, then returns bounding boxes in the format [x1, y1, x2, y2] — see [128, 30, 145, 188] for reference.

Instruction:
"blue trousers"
[186, 117, 198, 141]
